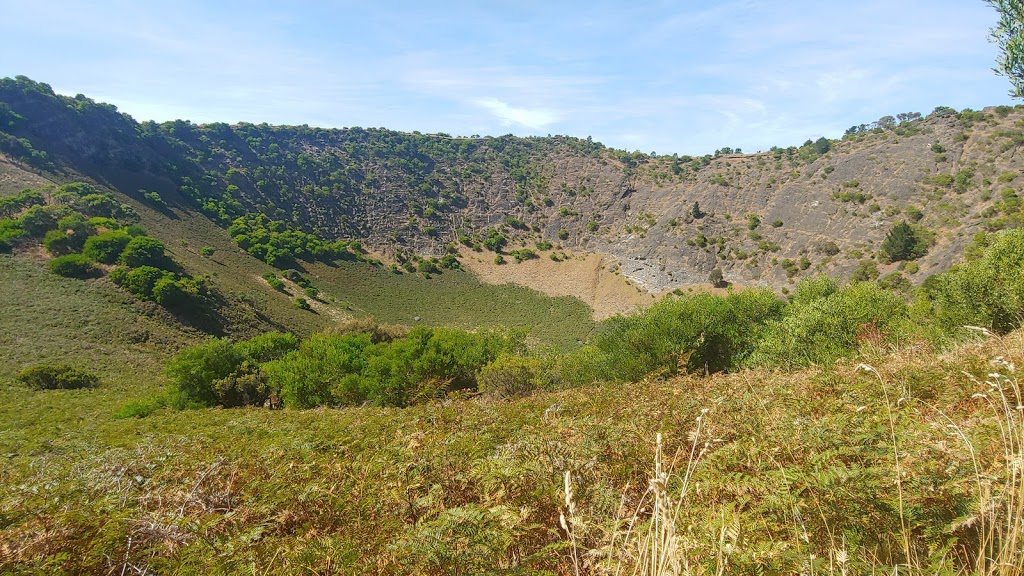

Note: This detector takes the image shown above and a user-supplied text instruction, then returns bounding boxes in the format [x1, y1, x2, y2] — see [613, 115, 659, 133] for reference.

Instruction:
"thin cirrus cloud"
[0, 0, 1016, 154]
[472, 98, 563, 130]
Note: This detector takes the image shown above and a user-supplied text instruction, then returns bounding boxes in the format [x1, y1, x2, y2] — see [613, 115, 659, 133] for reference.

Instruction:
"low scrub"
[17, 364, 99, 390]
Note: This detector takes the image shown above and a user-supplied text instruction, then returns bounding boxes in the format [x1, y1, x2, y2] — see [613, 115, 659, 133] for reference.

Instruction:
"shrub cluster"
[167, 326, 522, 409]
[228, 213, 360, 268]
[18, 364, 99, 390]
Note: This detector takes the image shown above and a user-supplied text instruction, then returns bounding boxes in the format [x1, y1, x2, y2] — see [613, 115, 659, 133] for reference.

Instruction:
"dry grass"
[1, 332, 1023, 574]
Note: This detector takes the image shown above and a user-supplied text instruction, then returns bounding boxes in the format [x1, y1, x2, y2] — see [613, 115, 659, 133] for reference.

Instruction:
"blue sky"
[0, 0, 1015, 155]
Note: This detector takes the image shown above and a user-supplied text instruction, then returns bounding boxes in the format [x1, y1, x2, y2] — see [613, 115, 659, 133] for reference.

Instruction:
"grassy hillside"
[1, 329, 1021, 574]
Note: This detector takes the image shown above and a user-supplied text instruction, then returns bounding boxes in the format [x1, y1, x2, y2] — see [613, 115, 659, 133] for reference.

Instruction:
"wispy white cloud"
[472, 98, 562, 130]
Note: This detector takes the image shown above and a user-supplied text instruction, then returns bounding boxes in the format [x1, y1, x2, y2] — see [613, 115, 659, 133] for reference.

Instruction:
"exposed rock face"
[2, 77, 1022, 292]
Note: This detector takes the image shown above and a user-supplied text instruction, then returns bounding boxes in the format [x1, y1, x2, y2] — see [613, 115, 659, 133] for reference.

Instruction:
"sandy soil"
[459, 249, 659, 320]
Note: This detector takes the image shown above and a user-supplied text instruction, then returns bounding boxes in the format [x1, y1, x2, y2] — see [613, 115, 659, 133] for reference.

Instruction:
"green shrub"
[293, 297, 311, 310]
[83, 230, 131, 263]
[477, 354, 553, 398]
[917, 230, 1024, 334]
[880, 222, 930, 262]
[18, 364, 99, 390]
[852, 260, 880, 282]
[593, 289, 785, 380]
[750, 282, 912, 369]
[263, 327, 522, 408]
[199, 246, 215, 257]
[118, 235, 169, 268]
[43, 214, 93, 255]
[235, 331, 299, 363]
[262, 272, 285, 291]
[152, 276, 187, 307]
[165, 338, 244, 407]
[111, 266, 173, 299]
[211, 362, 270, 408]
[48, 254, 99, 278]
[19, 204, 60, 237]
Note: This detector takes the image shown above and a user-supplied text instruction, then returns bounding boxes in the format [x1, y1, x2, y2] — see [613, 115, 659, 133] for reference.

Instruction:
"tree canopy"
[988, 0, 1024, 97]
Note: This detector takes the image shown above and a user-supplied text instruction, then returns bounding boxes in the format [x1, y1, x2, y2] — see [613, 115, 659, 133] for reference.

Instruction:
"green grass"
[309, 260, 597, 350]
[1, 331, 1022, 574]
[0, 254, 197, 385]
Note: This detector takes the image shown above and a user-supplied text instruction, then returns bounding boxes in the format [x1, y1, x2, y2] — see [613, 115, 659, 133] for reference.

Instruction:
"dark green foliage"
[199, 246, 215, 257]
[708, 267, 725, 287]
[42, 229, 78, 255]
[118, 235, 168, 268]
[852, 260, 880, 282]
[880, 221, 929, 262]
[18, 204, 60, 237]
[509, 249, 538, 263]
[557, 229, 569, 240]
[0, 188, 45, 218]
[293, 297, 311, 310]
[262, 272, 285, 291]
[164, 332, 300, 408]
[82, 230, 131, 263]
[48, 254, 98, 278]
[141, 190, 166, 207]
[593, 289, 785, 380]
[691, 201, 704, 219]
[165, 338, 244, 407]
[0, 218, 25, 251]
[228, 213, 355, 268]
[481, 228, 506, 252]
[17, 364, 99, 390]
[110, 265, 172, 299]
[263, 326, 523, 408]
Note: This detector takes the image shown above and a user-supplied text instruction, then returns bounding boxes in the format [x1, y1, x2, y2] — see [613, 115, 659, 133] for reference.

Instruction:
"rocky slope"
[3, 75, 1022, 295]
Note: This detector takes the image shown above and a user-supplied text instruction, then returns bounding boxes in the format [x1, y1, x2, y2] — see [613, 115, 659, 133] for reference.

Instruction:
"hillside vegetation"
[4, 73, 1024, 574]
[2, 326, 1022, 574]
[4, 76, 1024, 299]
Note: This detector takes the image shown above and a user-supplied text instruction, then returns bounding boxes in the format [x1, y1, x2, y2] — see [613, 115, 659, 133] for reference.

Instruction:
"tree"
[691, 201, 704, 219]
[987, 0, 1024, 97]
[708, 267, 726, 288]
[880, 221, 928, 262]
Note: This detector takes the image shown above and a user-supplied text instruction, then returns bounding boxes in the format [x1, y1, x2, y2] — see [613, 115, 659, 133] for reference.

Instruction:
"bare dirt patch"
[0, 156, 54, 196]
[459, 249, 657, 320]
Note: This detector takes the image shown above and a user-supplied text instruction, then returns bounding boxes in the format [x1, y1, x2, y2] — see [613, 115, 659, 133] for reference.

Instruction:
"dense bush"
[18, 364, 99, 390]
[43, 214, 94, 255]
[48, 254, 99, 278]
[19, 204, 60, 237]
[165, 333, 300, 407]
[477, 354, 555, 398]
[110, 265, 172, 298]
[263, 326, 523, 408]
[228, 213, 356, 268]
[916, 229, 1024, 334]
[83, 230, 131, 263]
[593, 289, 785, 380]
[165, 338, 243, 406]
[118, 235, 169, 268]
[749, 280, 913, 369]
[880, 221, 930, 262]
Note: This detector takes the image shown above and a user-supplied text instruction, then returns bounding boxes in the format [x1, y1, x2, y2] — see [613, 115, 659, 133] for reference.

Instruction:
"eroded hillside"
[2, 76, 1023, 299]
